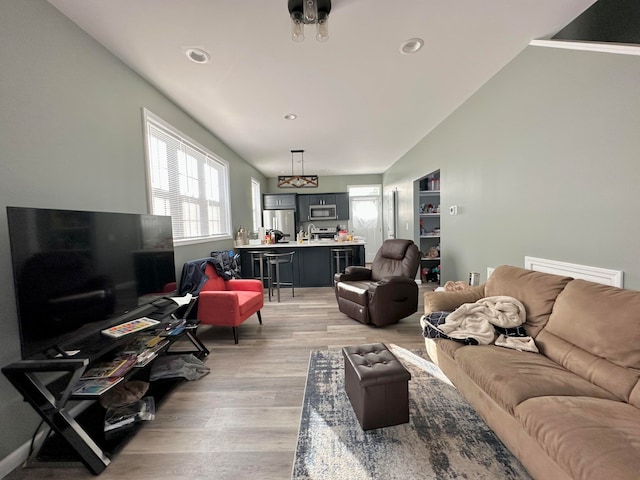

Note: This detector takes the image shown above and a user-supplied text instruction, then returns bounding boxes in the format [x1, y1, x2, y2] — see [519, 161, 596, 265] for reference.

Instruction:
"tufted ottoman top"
[342, 343, 411, 387]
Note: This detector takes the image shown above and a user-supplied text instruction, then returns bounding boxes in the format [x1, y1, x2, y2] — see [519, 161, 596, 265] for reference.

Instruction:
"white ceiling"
[48, 0, 595, 178]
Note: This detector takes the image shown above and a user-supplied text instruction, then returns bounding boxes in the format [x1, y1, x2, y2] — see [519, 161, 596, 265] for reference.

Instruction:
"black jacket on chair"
[334, 239, 420, 327]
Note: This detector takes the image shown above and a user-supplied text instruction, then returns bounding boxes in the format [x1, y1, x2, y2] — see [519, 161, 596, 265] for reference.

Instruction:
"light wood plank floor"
[5, 285, 431, 480]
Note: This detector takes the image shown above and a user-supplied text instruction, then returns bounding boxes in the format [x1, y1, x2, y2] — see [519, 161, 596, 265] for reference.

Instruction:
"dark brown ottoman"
[342, 343, 411, 430]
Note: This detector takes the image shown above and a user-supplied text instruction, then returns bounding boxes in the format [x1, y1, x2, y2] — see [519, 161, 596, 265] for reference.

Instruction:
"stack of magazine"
[72, 356, 138, 396]
[118, 334, 170, 367]
[72, 335, 170, 397]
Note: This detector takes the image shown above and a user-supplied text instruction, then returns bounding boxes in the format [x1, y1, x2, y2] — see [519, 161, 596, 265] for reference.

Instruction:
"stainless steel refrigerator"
[263, 210, 296, 242]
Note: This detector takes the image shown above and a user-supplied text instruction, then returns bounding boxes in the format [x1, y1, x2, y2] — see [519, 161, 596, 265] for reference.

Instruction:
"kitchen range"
[310, 226, 337, 239]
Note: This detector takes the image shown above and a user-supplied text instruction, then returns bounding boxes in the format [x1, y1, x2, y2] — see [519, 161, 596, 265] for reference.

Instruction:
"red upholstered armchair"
[197, 263, 264, 343]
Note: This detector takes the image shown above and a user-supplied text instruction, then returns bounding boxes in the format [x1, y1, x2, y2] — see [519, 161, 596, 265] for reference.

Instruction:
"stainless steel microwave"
[309, 204, 337, 221]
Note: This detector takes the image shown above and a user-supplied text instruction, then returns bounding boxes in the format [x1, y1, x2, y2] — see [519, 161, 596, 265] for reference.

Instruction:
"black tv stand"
[2, 303, 208, 475]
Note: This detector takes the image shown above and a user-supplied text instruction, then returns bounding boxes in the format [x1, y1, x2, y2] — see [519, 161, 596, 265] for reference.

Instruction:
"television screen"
[6, 206, 177, 359]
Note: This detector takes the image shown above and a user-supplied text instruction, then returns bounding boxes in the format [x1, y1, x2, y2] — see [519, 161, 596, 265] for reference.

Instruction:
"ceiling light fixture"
[400, 38, 424, 55]
[288, 0, 331, 43]
[185, 47, 211, 64]
[284, 113, 298, 120]
[278, 150, 319, 188]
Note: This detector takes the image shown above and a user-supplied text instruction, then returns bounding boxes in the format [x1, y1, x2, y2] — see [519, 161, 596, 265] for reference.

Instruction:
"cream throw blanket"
[437, 296, 527, 346]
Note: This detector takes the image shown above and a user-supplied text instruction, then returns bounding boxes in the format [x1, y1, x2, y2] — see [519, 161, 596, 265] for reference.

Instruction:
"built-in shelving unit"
[417, 170, 440, 284]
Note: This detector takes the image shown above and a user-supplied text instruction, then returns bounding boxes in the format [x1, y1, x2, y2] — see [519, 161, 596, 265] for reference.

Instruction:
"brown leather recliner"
[334, 239, 420, 327]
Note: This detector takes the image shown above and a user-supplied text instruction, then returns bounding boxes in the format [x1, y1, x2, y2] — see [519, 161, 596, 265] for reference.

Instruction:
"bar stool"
[264, 251, 295, 302]
[247, 250, 271, 288]
[331, 248, 352, 278]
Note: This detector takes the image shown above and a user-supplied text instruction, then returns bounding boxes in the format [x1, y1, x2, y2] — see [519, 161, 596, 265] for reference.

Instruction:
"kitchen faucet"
[307, 223, 316, 241]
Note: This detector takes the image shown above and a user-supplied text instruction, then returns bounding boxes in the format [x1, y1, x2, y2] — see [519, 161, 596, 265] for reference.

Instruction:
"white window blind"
[144, 110, 231, 244]
[251, 177, 261, 233]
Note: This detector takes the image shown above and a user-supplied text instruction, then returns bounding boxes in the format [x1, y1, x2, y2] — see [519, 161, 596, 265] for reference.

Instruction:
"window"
[143, 109, 231, 244]
[348, 185, 381, 197]
[251, 177, 262, 233]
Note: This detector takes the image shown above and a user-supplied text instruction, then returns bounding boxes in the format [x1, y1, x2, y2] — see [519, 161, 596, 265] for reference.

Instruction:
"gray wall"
[384, 46, 640, 288]
[0, 0, 264, 462]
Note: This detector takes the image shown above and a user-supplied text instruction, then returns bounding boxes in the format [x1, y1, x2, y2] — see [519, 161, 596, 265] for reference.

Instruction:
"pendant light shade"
[278, 150, 319, 188]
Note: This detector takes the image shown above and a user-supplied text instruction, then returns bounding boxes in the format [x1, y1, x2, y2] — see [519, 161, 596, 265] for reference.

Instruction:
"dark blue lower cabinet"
[237, 245, 364, 287]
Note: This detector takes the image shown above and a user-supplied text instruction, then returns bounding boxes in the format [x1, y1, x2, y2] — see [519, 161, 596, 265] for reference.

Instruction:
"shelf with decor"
[417, 170, 441, 284]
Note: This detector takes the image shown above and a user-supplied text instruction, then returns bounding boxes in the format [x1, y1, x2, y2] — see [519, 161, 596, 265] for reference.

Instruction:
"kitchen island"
[235, 240, 366, 287]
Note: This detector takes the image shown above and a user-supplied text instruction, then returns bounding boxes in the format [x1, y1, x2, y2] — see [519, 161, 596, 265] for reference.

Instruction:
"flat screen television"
[6, 206, 177, 359]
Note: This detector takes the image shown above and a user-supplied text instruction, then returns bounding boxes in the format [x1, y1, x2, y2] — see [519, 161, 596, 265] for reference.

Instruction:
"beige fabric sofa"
[421, 265, 640, 480]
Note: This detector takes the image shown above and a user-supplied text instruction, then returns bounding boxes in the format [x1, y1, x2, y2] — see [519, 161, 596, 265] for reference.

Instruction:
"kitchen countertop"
[236, 240, 366, 287]
[235, 240, 366, 249]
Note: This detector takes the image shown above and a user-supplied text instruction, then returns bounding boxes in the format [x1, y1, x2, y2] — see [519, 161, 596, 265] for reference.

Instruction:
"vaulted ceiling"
[48, 0, 596, 177]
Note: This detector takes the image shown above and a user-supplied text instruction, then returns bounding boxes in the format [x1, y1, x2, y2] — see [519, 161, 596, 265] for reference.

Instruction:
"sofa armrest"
[226, 278, 264, 293]
[423, 285, 485, 315]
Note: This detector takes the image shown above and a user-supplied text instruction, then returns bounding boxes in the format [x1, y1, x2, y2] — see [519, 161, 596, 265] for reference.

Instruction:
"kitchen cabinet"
[296, 192, 350, 221]
[418, 170, 440, 285]
[335, 192, 349, 221]
[237, 242, 365, 287]
[308, 194, 334, 205]
[263, 193, 296, 210]
[297, 195, 310, 222]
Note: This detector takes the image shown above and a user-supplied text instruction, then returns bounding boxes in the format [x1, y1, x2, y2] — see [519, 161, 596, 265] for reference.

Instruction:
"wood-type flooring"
[4, 284, 432, 480]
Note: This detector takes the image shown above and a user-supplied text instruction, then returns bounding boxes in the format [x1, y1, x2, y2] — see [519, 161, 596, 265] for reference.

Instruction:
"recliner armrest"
[367, 275, 415, 294]
[377, 275, 417, 285]
[336, 266, 372, 283]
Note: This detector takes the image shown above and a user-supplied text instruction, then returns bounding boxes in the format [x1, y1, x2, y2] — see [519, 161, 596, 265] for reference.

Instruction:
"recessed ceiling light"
[185, 47, 211, 64]
[400, 38, 424, 55]
[284, 113, 298, 120]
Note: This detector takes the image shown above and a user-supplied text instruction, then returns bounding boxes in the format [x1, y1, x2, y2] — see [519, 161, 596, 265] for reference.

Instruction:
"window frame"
[143, 108, 232, 246]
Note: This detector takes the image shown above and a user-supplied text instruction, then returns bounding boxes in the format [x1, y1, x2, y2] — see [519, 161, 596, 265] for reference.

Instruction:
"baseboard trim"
[0, 440, 30, 478]
[0, 400, 94, 477]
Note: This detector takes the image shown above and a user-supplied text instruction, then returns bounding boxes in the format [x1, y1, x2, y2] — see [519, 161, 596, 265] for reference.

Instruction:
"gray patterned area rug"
[292, 344, 532, 479]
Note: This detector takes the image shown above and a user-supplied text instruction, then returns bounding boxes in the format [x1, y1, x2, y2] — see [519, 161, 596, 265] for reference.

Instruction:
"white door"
[349, 195, 383, 263]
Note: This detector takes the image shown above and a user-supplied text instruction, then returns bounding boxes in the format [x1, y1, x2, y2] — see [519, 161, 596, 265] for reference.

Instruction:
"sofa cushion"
[455, 345, 617, 415]
[427, 337, 467, 360]
[537, 279, 640, 406]
[485, 265, 572, 337]
[515, 396, 640, 480]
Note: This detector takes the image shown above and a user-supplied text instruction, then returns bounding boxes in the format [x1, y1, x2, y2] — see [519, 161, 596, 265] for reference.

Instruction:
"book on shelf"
[101, 317, 160, 338]
[134, 339, 169, 365]
[81, 356, 135, 380]
[118, 335, 170, 366]
[119, 335, 165, 355]
[81, 355, 137, 379]
[134, 351, 158, 367]
[72, 377, 124, 396]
